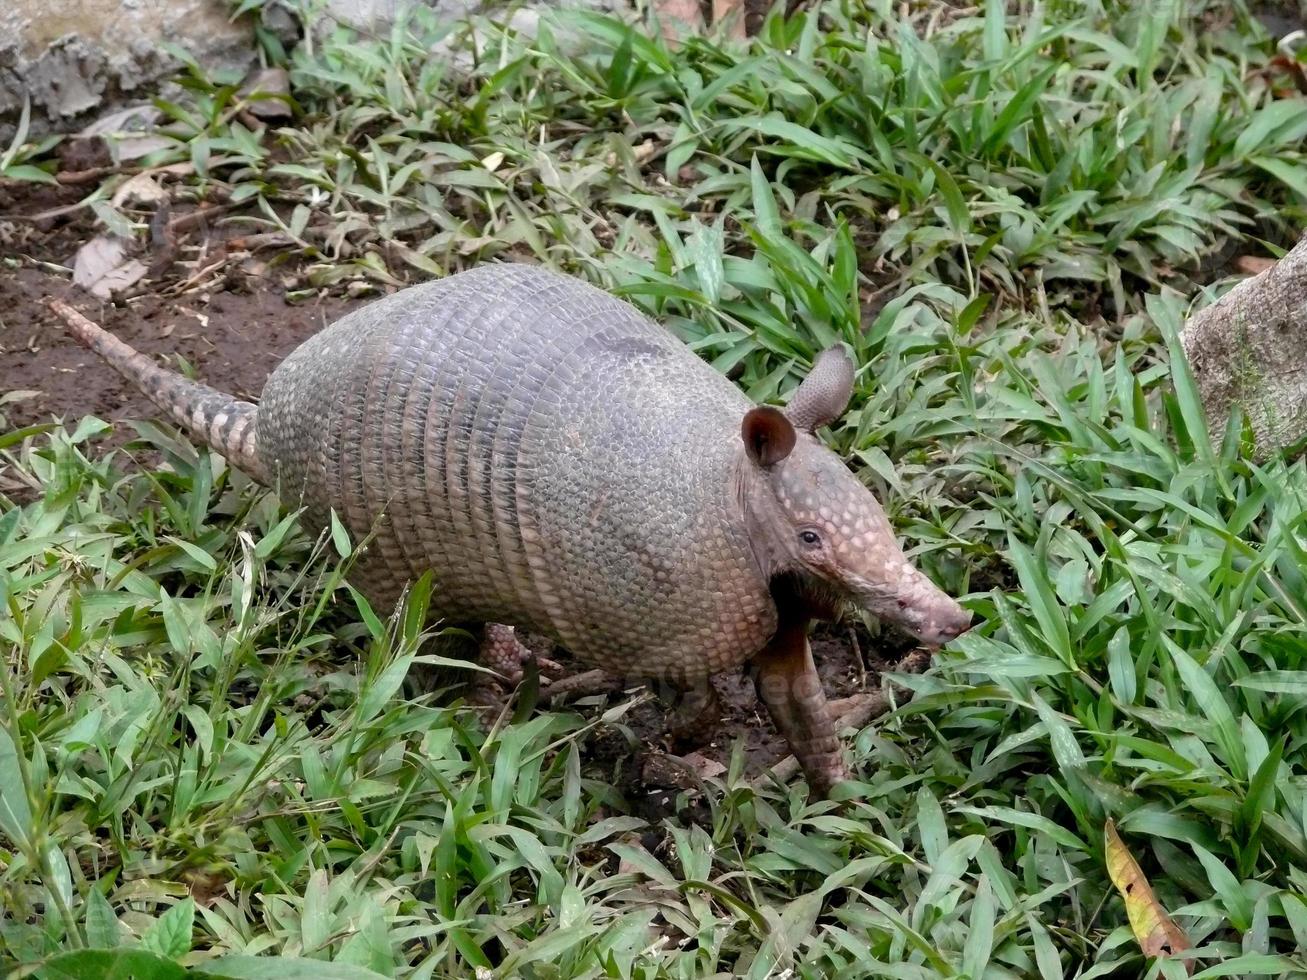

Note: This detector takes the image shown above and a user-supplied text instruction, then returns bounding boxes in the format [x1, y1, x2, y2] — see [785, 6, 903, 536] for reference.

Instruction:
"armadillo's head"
[737, 347, 972, 648]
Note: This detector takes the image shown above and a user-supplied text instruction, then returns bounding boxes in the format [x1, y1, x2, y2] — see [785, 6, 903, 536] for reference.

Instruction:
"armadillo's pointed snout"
[879, 562, 973, 650]
[919, 601, 973, 649]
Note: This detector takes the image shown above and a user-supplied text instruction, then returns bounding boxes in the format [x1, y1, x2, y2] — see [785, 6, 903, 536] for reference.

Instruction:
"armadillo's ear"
[742, 406, 797, 467]
[784, 346, 855, 432]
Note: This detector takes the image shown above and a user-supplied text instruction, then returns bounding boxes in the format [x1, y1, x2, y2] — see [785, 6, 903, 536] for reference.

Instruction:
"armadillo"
[51, 263, 971, 794]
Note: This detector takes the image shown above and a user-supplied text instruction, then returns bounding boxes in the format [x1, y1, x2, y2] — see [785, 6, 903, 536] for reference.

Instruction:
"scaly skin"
[256, 264, 779, 681]
[754, 615, 843, 795]
[51, 263, 972, 796]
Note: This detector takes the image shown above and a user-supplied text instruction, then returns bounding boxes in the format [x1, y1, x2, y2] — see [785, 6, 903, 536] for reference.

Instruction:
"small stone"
[239, 67, 293, 120]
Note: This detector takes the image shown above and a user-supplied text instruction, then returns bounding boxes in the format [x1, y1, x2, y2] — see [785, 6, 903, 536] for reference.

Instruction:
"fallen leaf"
[0, 475, 32, 494]
[239, 67, 293, 120]
[680, 750, 727, 780]
[111, 173, 168, 207]
[73, 235, 148, 299]
[77, 104, 162, 138]
[147, 163, 196, 179]
[73, 235, 124, 281]
[89, 261, 148, 298]
[1105, 820, 1194, 973]
[1, 390, 42, 404]
[114, 135, 177, 162]
[182, 868, 230, 908]
[1267, 53, 1307, 94]
[1234, 255, 1277, 276]
[77, 104, 174, 162]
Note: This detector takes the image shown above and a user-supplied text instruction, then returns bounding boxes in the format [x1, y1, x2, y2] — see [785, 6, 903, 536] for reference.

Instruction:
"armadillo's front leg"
[753, 617, 846, 796]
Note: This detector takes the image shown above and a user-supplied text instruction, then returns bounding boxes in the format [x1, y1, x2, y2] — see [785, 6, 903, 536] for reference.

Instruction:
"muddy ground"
[0, 180, 360, 438]
[1, 178, 922, 809]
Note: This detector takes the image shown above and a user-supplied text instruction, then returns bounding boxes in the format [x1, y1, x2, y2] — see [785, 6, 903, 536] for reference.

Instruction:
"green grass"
[6, 0, 1307, 976]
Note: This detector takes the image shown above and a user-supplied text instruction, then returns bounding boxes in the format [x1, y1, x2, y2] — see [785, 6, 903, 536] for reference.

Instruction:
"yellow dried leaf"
[1105, 820, 1193, 973]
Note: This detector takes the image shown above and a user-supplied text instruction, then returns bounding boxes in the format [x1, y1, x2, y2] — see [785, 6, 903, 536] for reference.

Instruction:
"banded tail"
[49, 300, 268, 483]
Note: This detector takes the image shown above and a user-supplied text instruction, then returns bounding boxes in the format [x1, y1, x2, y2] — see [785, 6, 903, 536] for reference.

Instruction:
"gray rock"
[2, 0, 254, 145]
[323, 0, 478, 31]
[3, 0, 633, 146]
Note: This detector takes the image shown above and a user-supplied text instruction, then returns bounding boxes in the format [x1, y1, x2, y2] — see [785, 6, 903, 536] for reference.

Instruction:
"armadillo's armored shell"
[258, 264, 778, 681]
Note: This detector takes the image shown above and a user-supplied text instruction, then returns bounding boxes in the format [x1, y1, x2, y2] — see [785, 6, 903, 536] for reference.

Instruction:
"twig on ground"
[166, 252, 228, 296]
[0, 200, 91, 223]
[168, 204, 234, 236]
[225, 232, 295, 251]
[57, 166, 133, 186]
[540, 669, 623, 701]
[848, 625, 867, 689]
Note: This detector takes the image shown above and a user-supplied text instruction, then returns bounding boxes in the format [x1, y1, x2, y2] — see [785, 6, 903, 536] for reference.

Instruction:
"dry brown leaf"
[111, 173, 168, 208]
[655, 0, 704, 44]
[1104, 820, 1194, 973]
[136, 162, 195, 182]
[182, 868, 230, 908]
[679, 750, 727, 780]
[73, 235, 148, 299]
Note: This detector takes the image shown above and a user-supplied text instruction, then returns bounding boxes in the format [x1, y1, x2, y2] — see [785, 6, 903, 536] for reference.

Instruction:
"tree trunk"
[1180, 233, 1307, 458]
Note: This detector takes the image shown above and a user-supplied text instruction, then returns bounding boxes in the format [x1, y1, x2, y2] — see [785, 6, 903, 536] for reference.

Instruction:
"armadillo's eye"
[799, 530, 821, 547]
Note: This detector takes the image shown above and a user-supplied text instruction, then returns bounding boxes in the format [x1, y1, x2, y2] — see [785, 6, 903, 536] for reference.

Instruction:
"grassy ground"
[5, 0, 1307, 976]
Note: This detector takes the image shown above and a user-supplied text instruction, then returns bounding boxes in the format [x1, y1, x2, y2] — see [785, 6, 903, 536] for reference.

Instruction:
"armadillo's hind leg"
[468, 623, 565, 724]
[659, 677, 723, 750]
[49, 300, 268, 483]
[753, 617, 846, 797]
[478, 623, 564, 689]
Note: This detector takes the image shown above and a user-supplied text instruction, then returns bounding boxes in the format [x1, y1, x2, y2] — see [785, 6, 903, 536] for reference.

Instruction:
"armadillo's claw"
[535, 656, 566, 677]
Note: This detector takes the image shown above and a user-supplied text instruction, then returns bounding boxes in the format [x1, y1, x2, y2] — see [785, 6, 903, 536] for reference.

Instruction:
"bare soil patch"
[1, 181, 359, 437]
